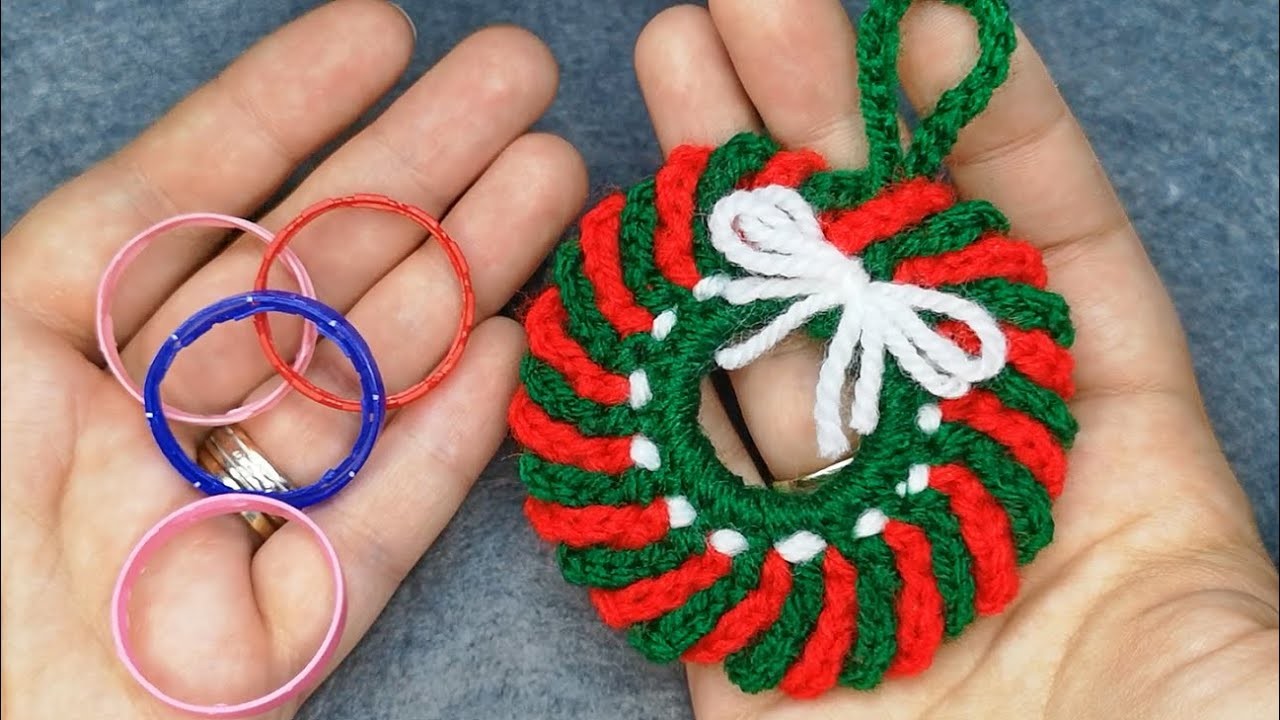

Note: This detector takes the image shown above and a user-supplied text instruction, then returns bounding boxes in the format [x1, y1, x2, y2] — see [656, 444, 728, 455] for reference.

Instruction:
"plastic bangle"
[111, 493, 346, 718]
[96, 213, 319, 426]
[144, 291, 386, 508]
[252, 194, 475, 411]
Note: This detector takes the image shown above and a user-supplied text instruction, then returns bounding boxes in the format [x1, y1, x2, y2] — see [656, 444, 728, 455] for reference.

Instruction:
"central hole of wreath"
[699, 342, 860, 494]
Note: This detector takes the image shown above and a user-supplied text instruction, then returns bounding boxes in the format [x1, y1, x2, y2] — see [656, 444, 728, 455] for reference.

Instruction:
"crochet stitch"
[511, 0, 1076, 697]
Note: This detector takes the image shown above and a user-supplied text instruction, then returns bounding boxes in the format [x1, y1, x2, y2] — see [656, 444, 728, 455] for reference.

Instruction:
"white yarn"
[896, 463, 931, 496]
[709, 529, 749, 556]
[702, 186, 1007, 458]
[774, 530, 827, 563]
[651, 309, 678, 341]
[630, 436, 661, 470]
[854, 508, 888, 538]
[916, 403, 943, 434]
[665, 496, 697, 528]
[629, 370, 652, 409]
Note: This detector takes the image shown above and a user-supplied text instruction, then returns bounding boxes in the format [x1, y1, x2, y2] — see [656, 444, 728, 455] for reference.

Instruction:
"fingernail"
[390, 2, 417, 43]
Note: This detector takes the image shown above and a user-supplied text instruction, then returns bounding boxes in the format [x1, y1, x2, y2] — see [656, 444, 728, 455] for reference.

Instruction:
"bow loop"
[700, 186, 1007, 459]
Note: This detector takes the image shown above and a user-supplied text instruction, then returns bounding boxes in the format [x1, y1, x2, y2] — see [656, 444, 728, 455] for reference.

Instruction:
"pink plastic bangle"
[111, 494, 347, 718]
[96, 213, 319, 426]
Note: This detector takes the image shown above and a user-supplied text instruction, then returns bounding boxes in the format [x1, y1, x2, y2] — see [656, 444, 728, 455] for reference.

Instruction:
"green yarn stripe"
[836, 536, 899, 689]
[860, 200, 1010, 279]
[519, 455, 662, 508]
[948, 278, 1075, 346]
[799, 166, 884, 214]
[519, 355, 639, 437]
[981, 368, 1078, 445]
[617, 177, 686, 313]
[724, 558, 825, 692]
[692, 134, 779, 278]
[930, 426, 1056, 564]
[557, 526, 707, 589]
[552, 239, 628, 368]
[902, 495, 977, 638]
[627, 549, 767, 663]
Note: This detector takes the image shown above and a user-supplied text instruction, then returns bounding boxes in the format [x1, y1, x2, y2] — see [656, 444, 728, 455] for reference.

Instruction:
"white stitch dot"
[246, 295, 254, 303]
[709, 529, 748, 557]
[665, 496, 696, 529]
[628, 370, 651, 409]
[169, 334, 179, 341]
[652, 309, 677, 341]
[329, 319, 338, 327]
[372, 394, 380, 401]
[775, 531, 827, 564]
[854, 508, 888, 539]
[692, 275, 729, 301]
[906, 464, 930, 494]
[144, 412, 154, 419]
[348, 470, 356, 478]
[630, 435, 661, 470]
[917, 403, 942, 434]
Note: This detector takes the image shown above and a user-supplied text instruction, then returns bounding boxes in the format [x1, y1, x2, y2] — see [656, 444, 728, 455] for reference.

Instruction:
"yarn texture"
[511, 0, 1076, 697]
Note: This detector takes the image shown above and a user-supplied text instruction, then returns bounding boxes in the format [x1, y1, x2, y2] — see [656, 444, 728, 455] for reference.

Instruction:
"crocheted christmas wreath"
[510, 0, 1076, 698]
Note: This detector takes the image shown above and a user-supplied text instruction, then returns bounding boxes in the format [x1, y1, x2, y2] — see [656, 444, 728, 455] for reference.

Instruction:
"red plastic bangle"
[253, 194, 475, 411]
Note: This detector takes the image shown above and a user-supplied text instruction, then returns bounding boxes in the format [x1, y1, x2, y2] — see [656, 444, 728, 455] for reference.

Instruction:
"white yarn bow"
[696, 185, 1008, 459]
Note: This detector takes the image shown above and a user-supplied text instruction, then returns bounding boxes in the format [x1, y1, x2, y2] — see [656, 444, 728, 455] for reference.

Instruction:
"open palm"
[624, 2, 1278, 719]
[0, 2, 586, 718]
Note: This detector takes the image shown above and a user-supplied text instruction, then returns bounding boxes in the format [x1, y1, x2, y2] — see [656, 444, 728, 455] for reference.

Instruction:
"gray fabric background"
[2, 1, 1276, 718]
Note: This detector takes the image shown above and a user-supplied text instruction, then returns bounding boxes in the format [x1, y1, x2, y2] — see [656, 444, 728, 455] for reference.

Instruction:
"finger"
[703, 0, 869, 479]
[708, 0, 865, 166]
[896, 4, 1194, 398]
[118, 26, 559, 418]
[634, 5, 767, 482]
[0, 0, 414, 358]
[635, 5, 761, 154]
[238, 132, 587, 476]
[250, 317, 524, 672]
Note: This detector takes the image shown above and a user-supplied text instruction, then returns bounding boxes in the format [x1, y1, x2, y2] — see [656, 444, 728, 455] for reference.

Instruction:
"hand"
[0, 2, 584, 717]
[630, 2, 1278, 718]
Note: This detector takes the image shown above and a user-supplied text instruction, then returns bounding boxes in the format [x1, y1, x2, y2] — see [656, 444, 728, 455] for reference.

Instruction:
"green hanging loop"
[856, 0, 1017, 182]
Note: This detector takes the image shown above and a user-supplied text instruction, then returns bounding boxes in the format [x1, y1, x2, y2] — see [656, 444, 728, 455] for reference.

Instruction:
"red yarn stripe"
[940, 389, 1067, 498]
[590, 547, 734, 629]
[509, 387, 635, 475]
[1004, 326, 1076, 399]
[892, 234, 1048, 289]
[883, 521, 945, 677]
[927, 465, 1019, 615]
[580, 192, 653, 335]
[936, 320, 1075, 399]
[682, 550, 793, 663]
[821, 178, 956, 256]
[653, 145, 713, 290]
[741, 149, 829, 189]
[524, 496, 670, 550]
[525, 288, 629, 405]
[779, 548, 859, 698]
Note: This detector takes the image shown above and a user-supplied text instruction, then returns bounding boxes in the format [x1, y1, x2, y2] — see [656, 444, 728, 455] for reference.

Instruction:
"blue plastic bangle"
[143, 290, 387, 508]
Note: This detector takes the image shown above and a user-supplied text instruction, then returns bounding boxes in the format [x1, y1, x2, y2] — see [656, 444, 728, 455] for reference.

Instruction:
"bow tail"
[814, 304, 866, 458]
[848, 328, 887, 437]
[713, 293, 831, 370]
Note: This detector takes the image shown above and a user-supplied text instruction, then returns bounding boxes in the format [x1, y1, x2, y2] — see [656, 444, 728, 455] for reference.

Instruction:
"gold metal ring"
[197, 425, 293, 543]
